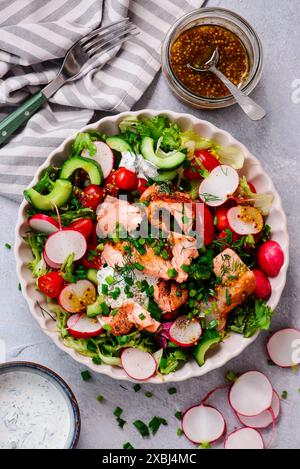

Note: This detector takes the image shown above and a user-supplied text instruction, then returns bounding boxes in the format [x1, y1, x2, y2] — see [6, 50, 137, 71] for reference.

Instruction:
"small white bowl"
[15, 110, 289, 383]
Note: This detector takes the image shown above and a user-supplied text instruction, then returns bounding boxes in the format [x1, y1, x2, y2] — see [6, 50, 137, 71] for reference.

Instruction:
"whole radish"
[257, 240, 284, 277]
[252, 269, 272, 300]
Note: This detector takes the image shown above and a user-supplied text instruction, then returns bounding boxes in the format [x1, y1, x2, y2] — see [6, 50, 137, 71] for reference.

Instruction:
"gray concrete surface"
[0, 0, 300, 449]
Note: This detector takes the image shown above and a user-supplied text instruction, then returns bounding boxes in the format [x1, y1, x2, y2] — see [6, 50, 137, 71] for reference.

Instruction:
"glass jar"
[161, 7, 263, 109]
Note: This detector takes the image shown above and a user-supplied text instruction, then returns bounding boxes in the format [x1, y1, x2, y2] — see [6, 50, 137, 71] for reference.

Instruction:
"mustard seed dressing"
[170, 24, 250, 98]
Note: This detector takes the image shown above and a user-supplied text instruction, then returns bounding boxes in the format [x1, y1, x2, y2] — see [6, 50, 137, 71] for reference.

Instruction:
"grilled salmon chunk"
[96, 195, 142, 237]
[103, 301, 160, 336]
[169, 232, 199, 283]
[154, 279, 188, 313]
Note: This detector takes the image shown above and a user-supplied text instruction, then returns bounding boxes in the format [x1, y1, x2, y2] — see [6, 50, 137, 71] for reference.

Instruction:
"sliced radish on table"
[43, 251, 61, 270]
[44, 229, 87, 265]
[227, 205, 263, 235]
[182, 405, 225, 444]
[267, 328, 300, 367]
[225, 427, 264, 449]
[29, 214, 59, 234]
[82, 141, 114, 179]
[237, 391, 280, 429]
[229, 371, 273, 416]
[121, 348, 157, 381]
[67, 313, 103, 338]
[58, 280, 96, 313]
[169, 316, 202, 347]
[199, 165, 239, 207]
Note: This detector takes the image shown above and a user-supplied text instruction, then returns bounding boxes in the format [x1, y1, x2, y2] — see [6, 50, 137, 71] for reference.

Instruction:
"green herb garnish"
[133, 419, 149, 437]
[81, 370, 91, 381]
[149, 416, 167, 435]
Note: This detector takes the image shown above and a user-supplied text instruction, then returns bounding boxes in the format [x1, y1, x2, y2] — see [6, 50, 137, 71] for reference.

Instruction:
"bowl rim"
[14, 109, 289, 383]
[0, 360, 80, 448]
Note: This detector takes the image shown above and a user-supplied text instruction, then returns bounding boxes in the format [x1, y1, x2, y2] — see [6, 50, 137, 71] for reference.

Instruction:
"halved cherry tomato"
[115, 167, 138, 191]
[194, 149, 220, 172]
[80, 185, 104, 210]
[215, 207, 230, 231]
[67, 218, 93, 240]
[104, 171, 119, 197]
[183, 158, 203, 180]
[38, 272, 64, 298]
[248, 181, 256, 193]
[136, 177, 148, 196]
[81, 244, 102, 269]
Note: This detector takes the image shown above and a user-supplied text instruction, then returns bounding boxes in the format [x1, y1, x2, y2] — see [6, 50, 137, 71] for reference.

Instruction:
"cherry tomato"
[104, 171, 119, 197]
[252, 269, 272, 300]
[248, 182, 256, 193]
[215, 207, 230, 231]
[38, 272, 64, 298]
[218, 229, 240, 249]
[194, 149, 220, 172]
[81, 244, 102, 269]
[115, 167, 138, 191]
[257, 240, 284, 277]
[67, 218, 93, 240]
[136, 177, 148, 196]
[183, 159, 203, 180]
[80, 185, 104, 210]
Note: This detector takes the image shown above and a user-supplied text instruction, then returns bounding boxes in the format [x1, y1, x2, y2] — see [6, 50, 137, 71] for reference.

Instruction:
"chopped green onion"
[18, 283, 21, 291]
[4, 243, 11, 249]
[174, 411, 182, 420]
[96, 394, 104, 402]
[117, 417, 126, 428]
[114, 406, 123, 418]
[139, 313, 146, 321]
[134, 262, 144, 271]
[281, 390, 288, 399]
[149, 416, 167, 435]
[144, 391, 153, 398]
[168, 387, 177, 395]
[225, 370, 237, 383]
[167, 268, 178, 279]
[177, 428, 183, 436]
[92, 356, 101, 365]
[123, 442, 134, 449]
[105, 275, 115, 285]
[133, 384, 141, 392]
[133, 419, 149, 437]
[81, 370, 91, 381]
[101, 284, 108, 295]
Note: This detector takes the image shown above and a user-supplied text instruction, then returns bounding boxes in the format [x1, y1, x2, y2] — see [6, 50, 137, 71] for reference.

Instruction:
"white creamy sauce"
[0, 371, 72, 449]
[120, 152, 158, 179]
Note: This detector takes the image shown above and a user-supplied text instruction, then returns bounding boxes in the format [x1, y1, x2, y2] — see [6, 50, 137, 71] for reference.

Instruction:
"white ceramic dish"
[15, 110, 289, 383]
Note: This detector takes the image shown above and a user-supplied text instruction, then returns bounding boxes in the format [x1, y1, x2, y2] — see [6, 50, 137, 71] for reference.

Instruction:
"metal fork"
[0, 18, 138, 145]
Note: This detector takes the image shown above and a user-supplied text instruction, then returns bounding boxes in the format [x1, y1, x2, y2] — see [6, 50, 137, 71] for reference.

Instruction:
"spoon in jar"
[187, 47, 266, 121]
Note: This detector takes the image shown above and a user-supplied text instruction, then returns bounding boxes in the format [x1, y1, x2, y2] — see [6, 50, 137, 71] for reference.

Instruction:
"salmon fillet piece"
[169, 232, 199, 282]
[103, 301, 160, 336]
[134, 246, 173, 280]
[154, 279, 188, 313]
[101, 242, 126, 268]
[96, 195, 142, 237]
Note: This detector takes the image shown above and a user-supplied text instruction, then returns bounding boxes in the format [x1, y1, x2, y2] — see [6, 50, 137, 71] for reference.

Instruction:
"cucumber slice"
[87, 268, 98, 285]
[155, 169, 178, 182]
[106, 136, 133, 153]
[141, 137, 186, 170]
[86, 295, 105, 318]
[60, 156, 102, 185]
[193, 330, 221, 367]
[24, 179, 72, 211]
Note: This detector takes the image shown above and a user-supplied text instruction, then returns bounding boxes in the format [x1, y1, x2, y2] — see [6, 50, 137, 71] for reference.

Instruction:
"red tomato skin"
[203, 205, 215, 245]
[104, 171, 119, 197]
[38, 272, 64, 298]
[215, 207, 230, 231]
[248, 182, 256, 193]
[183, 159, 202, 180]
[137, 178, 148, 196]
[115, 167, 138, 191]
[194, 149, 220, 172]
[81, 244, 102, 269]
[67, 218, 93, 240]
[80, 185, 104, 210]
[252, 269, 272, 300]
[257, 240, 284, 277]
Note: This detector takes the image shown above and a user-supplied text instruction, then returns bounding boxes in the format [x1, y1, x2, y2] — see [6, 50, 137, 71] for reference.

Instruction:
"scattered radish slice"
[82, 141, 114, 179]
[58, 280, 96, 313]
[182, 405, 225, 444]
[225, 427, 264, 449]
[29, 214, 59, 235]
[169, 316, 202, 348]
[267, 328, 300, 367]
[199, 165, 239, 207]
[237, 391, 280, 429]
[227, 205, 264, 235]
[67, 313, 104, 338]
[44, 229, 87, 265]
[121, 348, 157, 381]
[229, 371, 273, 416]
[43, 251, 61, 270]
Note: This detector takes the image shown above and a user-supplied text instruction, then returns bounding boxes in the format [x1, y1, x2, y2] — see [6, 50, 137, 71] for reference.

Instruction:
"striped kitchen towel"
[0, 0, 205, 202]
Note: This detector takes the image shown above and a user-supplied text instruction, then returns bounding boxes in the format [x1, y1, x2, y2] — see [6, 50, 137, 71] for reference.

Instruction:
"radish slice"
[229, 371, 273, 416]
[44, 229, 87, 265]
[182, 405, 225, 444]
[225, 427, 264, 449]
[121, 348, 157, 381]
[227, 205, 263, 235]
[199, 165, 239, 207]
[237, 391, 280, 429]
[58, 280, 96, 313]
[169, 316, 202, 348]
[67, 313, 103, 338]
[267, 328, 300, 367]
[43, 251, 61, 270]
[29, 214, 59, 234]
[82, 141, 114, 179]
